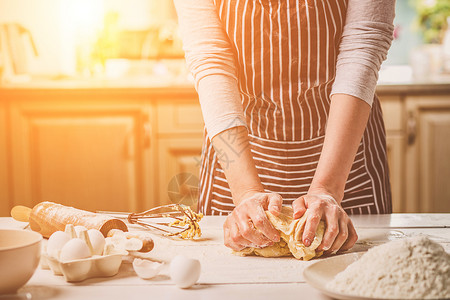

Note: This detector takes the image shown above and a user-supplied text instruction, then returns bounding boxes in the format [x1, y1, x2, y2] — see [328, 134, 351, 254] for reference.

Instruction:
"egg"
[47, 231, 71, 259]
[169, 255, 201, 288]
[105, 232, 128, 252]
[133, 258, 163, 279]
[110, 230, 127, 243]
[87, 229, 105, 256]
[124, 238, 143, 252]
[59, 238, 91, 262]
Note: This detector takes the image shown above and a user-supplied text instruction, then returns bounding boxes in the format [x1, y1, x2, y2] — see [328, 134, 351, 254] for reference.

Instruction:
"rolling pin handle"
[10, 205, 32, 222]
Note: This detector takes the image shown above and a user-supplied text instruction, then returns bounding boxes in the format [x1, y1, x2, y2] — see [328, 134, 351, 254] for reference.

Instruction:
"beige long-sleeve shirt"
[174, 0, 395, 139]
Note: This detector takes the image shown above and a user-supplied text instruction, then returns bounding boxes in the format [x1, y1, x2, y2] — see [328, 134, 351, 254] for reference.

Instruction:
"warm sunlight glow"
[65, 0, 105, 36]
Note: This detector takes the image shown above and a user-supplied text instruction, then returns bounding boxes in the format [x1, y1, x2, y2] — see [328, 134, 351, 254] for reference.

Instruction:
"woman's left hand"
[292, 193, 358, 255]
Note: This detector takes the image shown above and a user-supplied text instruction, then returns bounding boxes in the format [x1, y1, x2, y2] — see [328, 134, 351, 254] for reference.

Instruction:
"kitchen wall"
[0, 0, 428, 77]
[0, 0, 69, 75]
[0, 0, 177, 76]
[384, 0, 423, 66]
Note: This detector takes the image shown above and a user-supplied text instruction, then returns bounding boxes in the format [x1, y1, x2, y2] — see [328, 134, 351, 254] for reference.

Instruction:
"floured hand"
[234, 206, 325, 260]
[292, 193, 358, 255]
[223, 192, 282, 251]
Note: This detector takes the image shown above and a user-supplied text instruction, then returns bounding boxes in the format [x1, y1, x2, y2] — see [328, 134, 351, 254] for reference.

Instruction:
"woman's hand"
[223, 192, 283, 251]
[292, 193, 358, 254]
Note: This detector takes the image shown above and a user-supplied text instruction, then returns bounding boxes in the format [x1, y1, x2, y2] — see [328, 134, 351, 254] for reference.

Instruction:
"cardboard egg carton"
[42, 252, 125, 282]
[41, 225, 134, 282]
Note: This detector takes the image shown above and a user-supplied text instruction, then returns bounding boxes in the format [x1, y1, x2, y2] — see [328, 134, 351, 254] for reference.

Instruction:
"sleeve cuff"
[331, 62, 378, 107]
[206, 114, 248, 140]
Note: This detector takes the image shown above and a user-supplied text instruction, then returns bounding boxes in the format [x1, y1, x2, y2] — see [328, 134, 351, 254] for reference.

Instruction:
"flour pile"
[327, 236, 450, 299]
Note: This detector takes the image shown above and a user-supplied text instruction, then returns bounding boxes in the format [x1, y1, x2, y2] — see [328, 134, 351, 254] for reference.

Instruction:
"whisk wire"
[97, 204, 203, 239]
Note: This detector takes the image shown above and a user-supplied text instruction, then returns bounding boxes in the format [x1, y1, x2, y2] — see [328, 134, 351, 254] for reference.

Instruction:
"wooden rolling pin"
[11, 201, 128, 238]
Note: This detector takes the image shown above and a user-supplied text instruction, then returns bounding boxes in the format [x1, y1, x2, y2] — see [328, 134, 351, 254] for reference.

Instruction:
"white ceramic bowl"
[0, 229, 42, 294]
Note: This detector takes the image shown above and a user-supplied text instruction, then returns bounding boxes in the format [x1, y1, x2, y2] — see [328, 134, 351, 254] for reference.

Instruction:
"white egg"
[124, 238, 143, 252]
[133, 258, 163, 279]
[47, 231, 71, 259]
[59, 238, 91, 262]
[169, 255, 201, 288]
[87, 229, 105, 256]
[111, 231, 127, 243]
[108, 233, 128, 251]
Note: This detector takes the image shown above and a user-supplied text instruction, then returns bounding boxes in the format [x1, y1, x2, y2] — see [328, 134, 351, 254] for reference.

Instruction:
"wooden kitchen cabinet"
[380, 96, 405, 213]
[385, 135, 405, 212]
[0, 86, 202, 217]
[156, 99, 204, 209]
[378, 85, 450, 213]
[1, 83, 450, 217]
[157, 137, 203, 209]
[0, 101, 10, 215]
[156, 100, 204, 136]
[404, 95, 450, 213]
[5, 90, 155, 215]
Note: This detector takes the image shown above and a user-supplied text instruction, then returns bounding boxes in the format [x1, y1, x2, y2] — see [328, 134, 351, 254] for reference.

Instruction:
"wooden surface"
[158, 137, 203, 207]
[1, 83, 450, 217]
[1, 214, 449, 300]
[156, 100, 204, 207]
[376, 82, 450, 95]
[8, 96, 154, 214]
[0, 102, 9, 216]
[1, 75, 450, 94]
[405, 95, 450, 213]
[380, 96, 404, 213]
[0, 88, 202, 216]
[378, 93, 450, 213]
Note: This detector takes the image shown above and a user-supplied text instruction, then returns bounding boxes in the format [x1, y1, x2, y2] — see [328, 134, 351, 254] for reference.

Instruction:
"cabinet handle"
[407, 112, 416, 145]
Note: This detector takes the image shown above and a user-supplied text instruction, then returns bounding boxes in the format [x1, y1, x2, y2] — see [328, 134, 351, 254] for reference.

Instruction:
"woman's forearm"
[211, 126, 265, 205]
[309, 94, 371, 202]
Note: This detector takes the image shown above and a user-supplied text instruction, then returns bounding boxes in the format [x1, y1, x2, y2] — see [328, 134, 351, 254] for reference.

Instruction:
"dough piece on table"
[233, 206, 324, 260]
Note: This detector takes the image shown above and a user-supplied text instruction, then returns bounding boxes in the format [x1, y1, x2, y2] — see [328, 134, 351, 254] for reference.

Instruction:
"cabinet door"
[380, 96, 404, 212]
[156, 97, 204, 209]
[158, 137, 203, 210]
[157, 101, 204, 136]
[0, 102, 10, 216]
[405, 95, 450, 213]
[386, 135, 404, 212]
[10, 97, 153, 213]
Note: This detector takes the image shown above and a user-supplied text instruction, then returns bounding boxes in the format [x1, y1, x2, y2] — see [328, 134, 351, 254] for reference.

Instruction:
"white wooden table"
[1, 214, 449, 300]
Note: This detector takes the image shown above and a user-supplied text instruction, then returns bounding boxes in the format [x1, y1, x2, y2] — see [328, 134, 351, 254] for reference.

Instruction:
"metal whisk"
[98, 204, 203, 239]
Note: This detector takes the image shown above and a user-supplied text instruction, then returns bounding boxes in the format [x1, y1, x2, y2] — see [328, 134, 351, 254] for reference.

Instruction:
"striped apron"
[198, 0, 392, 215]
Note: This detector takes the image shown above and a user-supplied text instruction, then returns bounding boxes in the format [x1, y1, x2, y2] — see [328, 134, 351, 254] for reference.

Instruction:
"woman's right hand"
[223, 192, 283, 251]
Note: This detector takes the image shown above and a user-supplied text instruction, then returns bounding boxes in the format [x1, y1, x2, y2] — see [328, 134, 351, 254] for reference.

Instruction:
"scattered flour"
[327, 236, 450, 299]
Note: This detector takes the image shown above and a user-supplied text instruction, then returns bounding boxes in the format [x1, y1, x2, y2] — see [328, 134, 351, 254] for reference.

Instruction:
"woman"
[174, 0, 395, 254]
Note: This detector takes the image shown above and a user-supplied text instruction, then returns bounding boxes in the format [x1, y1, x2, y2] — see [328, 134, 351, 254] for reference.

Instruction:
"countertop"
[1, 74, 450, 97]
[376, 80, 450, 95]
[0, 77, 198, 99]
[1, 214, 449, 300]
